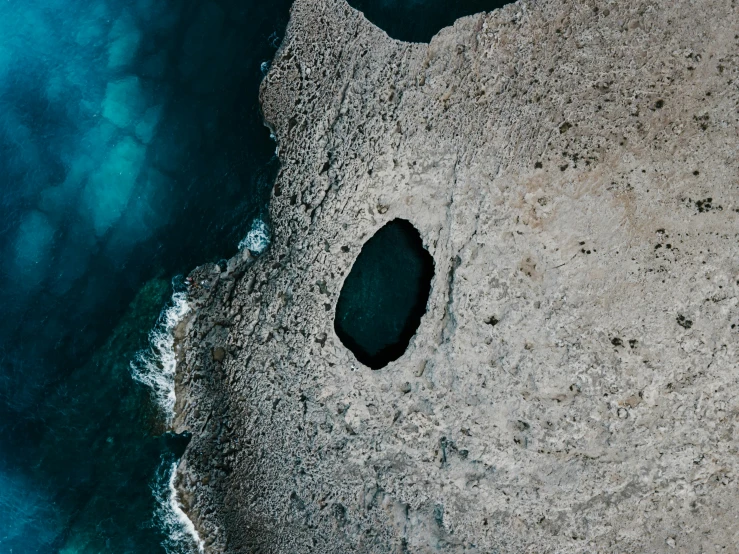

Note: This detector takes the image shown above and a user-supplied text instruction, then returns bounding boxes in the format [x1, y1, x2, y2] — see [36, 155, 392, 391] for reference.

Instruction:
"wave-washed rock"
[173, 0, 739, 551]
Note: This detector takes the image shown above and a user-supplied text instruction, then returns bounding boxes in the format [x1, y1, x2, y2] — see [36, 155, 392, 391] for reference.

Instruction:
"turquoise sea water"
[0, 1, 507, 552]
[0, 1, 290, 551]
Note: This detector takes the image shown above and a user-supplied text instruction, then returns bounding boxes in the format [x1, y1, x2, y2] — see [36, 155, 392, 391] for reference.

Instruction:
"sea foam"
[153, 461, 205, 554]
[131, 282, 190, 424]
[134, 285, 204, 554]
[238, 218, 270, 254]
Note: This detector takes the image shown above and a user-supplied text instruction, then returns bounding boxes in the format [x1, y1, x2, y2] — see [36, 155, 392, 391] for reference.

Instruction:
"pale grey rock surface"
[173, 0, 739, 551]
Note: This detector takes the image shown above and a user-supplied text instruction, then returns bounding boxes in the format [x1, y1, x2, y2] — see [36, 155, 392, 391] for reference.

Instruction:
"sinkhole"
[334, 219, 434, 369]
[346, 0, 515, 43]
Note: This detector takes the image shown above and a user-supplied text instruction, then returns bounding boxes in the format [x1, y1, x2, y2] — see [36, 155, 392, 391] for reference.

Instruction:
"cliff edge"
[173, 0, 739, 551]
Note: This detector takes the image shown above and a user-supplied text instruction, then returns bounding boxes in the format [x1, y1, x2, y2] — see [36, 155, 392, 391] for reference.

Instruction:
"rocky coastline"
[173, 0, 739, 551]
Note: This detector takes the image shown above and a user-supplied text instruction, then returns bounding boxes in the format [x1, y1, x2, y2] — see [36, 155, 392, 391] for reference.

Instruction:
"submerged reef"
[173, 0, 739, 552]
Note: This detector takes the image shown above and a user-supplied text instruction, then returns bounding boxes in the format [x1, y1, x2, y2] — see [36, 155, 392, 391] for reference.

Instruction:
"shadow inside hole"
[334, 219, 434, 369]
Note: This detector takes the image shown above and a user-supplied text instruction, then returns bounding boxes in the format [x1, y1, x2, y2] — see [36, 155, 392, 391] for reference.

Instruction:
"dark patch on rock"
[212, 346, 226, 362]
[677, 314, 693, 329]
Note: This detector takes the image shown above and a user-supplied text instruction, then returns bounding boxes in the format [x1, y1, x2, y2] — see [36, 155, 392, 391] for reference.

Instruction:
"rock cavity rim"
[334, 218, 434, 370]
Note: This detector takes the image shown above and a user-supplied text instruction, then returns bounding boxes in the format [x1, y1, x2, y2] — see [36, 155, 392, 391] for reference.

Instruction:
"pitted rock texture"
[173, 0, 739, 552]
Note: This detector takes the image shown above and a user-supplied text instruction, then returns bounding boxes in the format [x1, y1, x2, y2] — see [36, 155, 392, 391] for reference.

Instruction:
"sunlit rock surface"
[175, 0, 739, 552]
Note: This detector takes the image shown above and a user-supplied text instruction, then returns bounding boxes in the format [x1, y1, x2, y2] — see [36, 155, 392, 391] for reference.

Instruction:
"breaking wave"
[238, 218, 270, 254]
[153, 460, 205, 554]
[131, 281, 190, 424]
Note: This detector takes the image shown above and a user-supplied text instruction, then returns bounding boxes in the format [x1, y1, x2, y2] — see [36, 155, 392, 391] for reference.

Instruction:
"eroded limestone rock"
[174, 1, 739, 551]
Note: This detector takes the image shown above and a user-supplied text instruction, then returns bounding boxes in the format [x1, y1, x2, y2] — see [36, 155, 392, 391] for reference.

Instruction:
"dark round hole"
[334, 219, 434, 369]
[346, 0, 515, 43]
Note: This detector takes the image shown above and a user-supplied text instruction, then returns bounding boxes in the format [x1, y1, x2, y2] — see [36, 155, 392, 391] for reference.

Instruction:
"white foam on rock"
[130, 285, 190, 424]
[135, 287, 204, 553]
[238, 218, 270, 254]
[154, 461, 205, 554]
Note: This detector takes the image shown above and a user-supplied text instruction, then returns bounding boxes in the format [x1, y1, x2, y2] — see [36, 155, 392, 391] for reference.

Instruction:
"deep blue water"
[347, 0, 513, 42]
[0, 1, 291, 551]
[0, 1, 507, 552]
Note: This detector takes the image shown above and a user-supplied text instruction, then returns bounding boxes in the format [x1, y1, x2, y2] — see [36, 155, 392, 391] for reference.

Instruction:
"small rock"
[400, 382, 412, 394]
[677, 314, 693, 329]
[212, 346, 226, 362]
